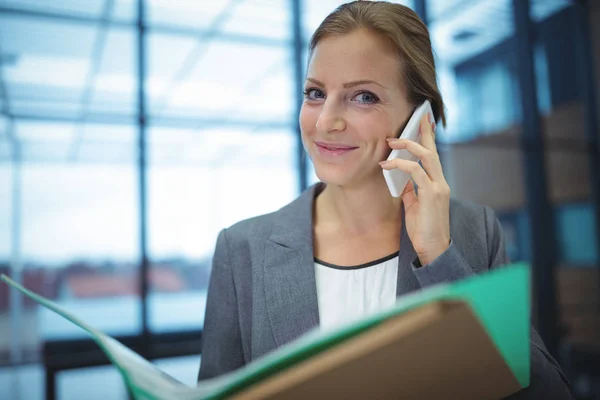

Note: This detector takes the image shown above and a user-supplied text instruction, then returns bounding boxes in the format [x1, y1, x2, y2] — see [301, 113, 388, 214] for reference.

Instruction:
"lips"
[315, 142, 358, 151]
[314, 141, 358, 157]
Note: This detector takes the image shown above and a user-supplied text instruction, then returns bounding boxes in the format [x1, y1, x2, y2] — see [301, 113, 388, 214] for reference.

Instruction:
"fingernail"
[379, 161, 389, 166]
[431, 122, 436, 132]
[427, 113, 431, 123]
[386, 137, 398, 142]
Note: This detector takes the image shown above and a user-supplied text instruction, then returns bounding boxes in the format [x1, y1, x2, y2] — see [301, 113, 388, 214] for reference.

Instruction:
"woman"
[198, 2, 573, 398]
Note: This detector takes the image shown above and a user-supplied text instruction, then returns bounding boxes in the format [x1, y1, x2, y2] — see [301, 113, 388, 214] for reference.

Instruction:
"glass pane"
[58, 365, 129, 400]
[219, 0, 291, 40]
[23, 159, 140, 340]
[88, 26, 137, 116]
[0, 139, 10, 163]
[0, 14, 98, 119]
[427, 0, 527, 206]
[147, 0, 231, 29]
[0, 0, 107, 18]
[555, 204, 599, 265]
[0, 358, 199, 400]
[0, 115, 7, 134]
[0, 358, 198, 400]
[427, 1, 529, 259]
[75, 124, 137, 164]
[148, 126, 297, 332]
[0, 13, 136, 119]
[15, 121, 136, 164]
[146, 32, 196, 112]
[531, 1, 600, 365]
[0, 364, 44, 400]
[147, 34, 292, 122]
[113, 0, 136, 23]
[1, 120, 140, 364]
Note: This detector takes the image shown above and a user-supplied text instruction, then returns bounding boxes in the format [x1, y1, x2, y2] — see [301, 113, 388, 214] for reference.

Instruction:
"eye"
[352, 91, 380, 104]
[303, 88, 325, 101]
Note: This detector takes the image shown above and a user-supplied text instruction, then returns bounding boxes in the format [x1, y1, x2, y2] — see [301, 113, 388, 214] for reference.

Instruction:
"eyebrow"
[306, 78, 386, 89]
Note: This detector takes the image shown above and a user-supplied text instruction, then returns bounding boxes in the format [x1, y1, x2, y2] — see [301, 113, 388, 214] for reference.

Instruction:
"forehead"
[307, 29, 401, 86]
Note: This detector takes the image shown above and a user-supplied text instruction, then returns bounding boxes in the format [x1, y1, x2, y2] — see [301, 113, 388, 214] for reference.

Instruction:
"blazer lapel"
[262, 182, 421, 347]
[262, 184, 322, 347]
[397, 207, 421, 297]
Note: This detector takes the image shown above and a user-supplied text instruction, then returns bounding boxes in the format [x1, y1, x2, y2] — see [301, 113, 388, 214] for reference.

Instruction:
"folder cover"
[1, 263, 530, 399]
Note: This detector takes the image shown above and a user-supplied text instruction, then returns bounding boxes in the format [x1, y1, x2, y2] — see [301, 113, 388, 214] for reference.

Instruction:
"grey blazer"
[198, 183, 573, 399]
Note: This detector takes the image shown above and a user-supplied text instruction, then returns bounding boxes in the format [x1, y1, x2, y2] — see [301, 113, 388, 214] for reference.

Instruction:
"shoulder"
[221, 183, 318, 246]
[222, 210, 279, 245]
[448, 197, 506, 269]
[211, 211, 280, 276]
[449, 197, 487, 219]
[450, 199, 502, 253]
[449, 197, 498, 235]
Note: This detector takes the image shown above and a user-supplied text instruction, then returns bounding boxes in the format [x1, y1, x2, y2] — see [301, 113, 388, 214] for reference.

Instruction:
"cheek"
[299, 105, 318, 139]
[352, 115, 393, 149]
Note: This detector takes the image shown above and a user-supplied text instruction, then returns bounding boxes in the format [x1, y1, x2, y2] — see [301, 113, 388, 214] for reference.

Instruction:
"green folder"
[1, 263, 530, 399]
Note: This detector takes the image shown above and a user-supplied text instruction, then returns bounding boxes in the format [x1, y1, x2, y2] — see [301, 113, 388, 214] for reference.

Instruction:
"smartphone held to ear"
[383, 100, 434, 198]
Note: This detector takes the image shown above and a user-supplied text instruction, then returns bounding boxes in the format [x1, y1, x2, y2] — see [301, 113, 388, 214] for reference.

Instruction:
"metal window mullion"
[512, 0, 559, 356]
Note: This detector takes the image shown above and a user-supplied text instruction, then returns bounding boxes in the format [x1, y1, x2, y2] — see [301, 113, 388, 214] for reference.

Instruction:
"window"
[146, 9, 297, 333]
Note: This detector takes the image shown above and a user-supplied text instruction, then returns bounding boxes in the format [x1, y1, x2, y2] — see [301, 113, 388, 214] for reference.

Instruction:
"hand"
[379, 113, 451, 265]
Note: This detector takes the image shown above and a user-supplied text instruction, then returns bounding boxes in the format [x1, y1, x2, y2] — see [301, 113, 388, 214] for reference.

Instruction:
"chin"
[314, 162, 386, 190]
[313, 162, 364, 187]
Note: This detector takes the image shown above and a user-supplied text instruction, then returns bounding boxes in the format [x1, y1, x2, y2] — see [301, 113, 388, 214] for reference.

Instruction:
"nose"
[315, 100, 346, 134]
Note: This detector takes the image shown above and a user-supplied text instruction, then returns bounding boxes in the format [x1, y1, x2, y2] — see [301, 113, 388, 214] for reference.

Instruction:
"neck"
[315, 176, 402, 235]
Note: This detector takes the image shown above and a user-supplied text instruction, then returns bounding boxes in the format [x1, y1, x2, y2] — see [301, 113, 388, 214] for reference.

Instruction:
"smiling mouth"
[315, 142, 359, 151]
[314, 141, 359, 157]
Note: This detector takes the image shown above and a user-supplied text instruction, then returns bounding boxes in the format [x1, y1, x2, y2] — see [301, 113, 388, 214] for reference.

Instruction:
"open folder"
[1, 263, 530, 400]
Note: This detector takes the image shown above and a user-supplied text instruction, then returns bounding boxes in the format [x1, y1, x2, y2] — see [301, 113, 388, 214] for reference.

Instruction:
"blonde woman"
[198, 2, 572, 398]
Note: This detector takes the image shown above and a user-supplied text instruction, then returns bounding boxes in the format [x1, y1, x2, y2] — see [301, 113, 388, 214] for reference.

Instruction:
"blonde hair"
[309, 0, 446, 127]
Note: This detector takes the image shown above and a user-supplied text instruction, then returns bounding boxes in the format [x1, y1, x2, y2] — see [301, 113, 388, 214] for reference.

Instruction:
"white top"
[314, 253, 399, 331]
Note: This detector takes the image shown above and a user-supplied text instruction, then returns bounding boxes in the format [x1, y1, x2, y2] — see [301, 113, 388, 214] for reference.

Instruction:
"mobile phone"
[382, 100, 434, 198]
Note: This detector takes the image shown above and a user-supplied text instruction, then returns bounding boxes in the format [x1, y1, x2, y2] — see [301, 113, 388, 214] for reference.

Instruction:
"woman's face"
[300, 28, 413, 188]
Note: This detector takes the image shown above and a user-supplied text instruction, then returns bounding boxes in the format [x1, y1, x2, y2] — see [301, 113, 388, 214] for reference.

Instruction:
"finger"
[401, 179, 418, 209]
[386, 138, 444, 181]
[380, 158, 431, 189]
[419, 113, 438, 154]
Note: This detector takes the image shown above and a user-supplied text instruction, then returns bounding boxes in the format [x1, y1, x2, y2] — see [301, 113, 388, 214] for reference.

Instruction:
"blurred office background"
[0, 0, 598, 399]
